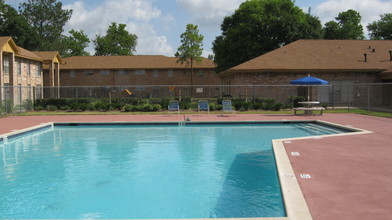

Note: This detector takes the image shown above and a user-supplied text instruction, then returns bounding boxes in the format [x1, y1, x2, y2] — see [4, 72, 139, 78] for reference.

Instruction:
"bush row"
[34, 96, 304, 112]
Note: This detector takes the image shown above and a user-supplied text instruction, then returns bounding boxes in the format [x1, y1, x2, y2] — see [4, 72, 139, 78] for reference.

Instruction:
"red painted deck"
[1, 113, 391, 220]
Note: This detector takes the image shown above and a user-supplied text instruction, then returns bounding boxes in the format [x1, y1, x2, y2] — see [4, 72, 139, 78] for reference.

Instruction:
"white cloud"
[176, 0, 246, 29]
[63, 0, 173, 55]
[127, 23, 174, 56]
[314, 0, 392, 36]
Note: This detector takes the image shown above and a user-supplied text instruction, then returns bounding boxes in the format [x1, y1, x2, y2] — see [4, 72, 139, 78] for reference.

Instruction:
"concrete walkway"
[0, 113, 391, 220]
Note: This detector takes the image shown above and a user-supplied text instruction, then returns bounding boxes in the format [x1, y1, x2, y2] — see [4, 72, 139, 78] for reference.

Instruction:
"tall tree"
[62, 29, 90, 57]
[175, 24, 204, 91]
[0, 2, 40, 50]
[367, 13, 392, 40]
[19, 0, 72, 51]
[212, 0, 323, 73]
[93, 22, 137, 56]
[324, 9, 365, 40]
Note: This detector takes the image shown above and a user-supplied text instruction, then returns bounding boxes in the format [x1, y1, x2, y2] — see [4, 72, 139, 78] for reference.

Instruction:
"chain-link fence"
[1, 83, 391, 115]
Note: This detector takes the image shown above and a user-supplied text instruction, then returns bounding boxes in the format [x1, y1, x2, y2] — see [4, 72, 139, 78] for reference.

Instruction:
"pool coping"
[0, 120, 372, 220]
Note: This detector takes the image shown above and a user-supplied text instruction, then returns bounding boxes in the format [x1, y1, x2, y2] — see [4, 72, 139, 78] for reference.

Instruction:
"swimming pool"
[0, 122, 353, 219]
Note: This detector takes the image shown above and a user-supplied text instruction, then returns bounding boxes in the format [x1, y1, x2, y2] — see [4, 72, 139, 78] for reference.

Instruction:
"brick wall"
[60, 68, 220, 86]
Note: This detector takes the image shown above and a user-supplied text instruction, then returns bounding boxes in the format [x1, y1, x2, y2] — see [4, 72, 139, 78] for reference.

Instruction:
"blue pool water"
[0, 123, 348, 219]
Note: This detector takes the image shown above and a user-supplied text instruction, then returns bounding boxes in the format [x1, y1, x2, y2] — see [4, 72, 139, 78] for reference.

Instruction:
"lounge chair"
[168, 100, 179, 115]
[222, 100, 236, 115]
[198, 100, 210, 114]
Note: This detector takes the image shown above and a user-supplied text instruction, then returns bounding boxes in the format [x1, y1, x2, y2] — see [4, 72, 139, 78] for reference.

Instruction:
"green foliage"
[23, 99, 34, 111]
[19, 0, 72, 51]
[209, 103, 222, 111]
[324, 9, 365, 40]
[367, 13, 392, 40]
[46, 105, 58, 111]
[175, 24, 204, 91]
[32, 97, 292, 112]
[176, 24, 204, 66]
[223, 98, 283, 111]
[63, 29, 90, 57]
[212, 0, 323, 73]
[94, 22, 138, 56]
[2, 99, 14, 113]
[288, 96, 306, 108]
[0, 2, 40, 50]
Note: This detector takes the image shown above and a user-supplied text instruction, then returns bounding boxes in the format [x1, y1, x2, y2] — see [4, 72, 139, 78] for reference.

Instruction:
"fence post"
[19, 85, 22, 113]
[332, 85, 335, 110]
[347, 84, 350, 111]
[367, 84, 370, 112]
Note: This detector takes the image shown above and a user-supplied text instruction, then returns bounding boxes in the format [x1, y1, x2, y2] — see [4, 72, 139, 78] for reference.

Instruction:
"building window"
[28, 84, 32, 99]
[152, 70, 159, 77]
[117, 70, 127, 75]
[18, 84, 22, 103]
[134, 69, 146, 75]
[135, 86, 146, 92]
[17, 58, 21, 75]
[99, 70, 110, 75]
[198, 69, 204, 77]
[36, 84, 42, 99]
[3, 54, 10, 75]
[84, 70, 94, 75]
[36, 62, 42, 77]
[167, 69, 174, 77]
[70, 70, 76, 78]
[27, 61, 31, 76]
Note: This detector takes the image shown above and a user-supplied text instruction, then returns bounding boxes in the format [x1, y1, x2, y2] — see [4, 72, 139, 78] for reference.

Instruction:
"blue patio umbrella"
[290, 75, 328, 101]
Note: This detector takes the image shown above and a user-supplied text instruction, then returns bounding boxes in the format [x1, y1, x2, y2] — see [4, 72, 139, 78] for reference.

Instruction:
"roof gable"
[0, 37, 20, 54]
[35, 51, 63, 63]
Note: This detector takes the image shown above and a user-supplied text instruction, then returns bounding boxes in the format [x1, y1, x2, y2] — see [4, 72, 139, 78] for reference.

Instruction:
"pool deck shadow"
[213, 151, 285, 218]
[0, 113, 391, 220]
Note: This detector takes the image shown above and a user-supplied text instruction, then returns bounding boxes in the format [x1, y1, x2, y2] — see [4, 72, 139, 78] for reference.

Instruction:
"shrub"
[122, 104, 134, 112]
[47, 105, 58, 111]
[209, 103, 222, 111]
[23, 99, 34, 111]
[288, 96, 306, 108]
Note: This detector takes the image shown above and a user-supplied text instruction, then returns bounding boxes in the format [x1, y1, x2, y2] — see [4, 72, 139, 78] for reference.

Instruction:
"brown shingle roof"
[61, 55, 215, 70]
[17, 46, 43, 61]
[34, 51, 59, 61]
[222, 40, 392, 75]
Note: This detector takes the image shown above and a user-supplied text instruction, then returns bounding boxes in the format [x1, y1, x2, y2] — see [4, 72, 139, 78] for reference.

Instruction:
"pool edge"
[272, 119, 372, 220]
[0, 122, 53, 141]
[0, 120, 372, 220]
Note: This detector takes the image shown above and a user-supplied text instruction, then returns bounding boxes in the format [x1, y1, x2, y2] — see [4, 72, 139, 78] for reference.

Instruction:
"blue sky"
[5, 0, 392, 56]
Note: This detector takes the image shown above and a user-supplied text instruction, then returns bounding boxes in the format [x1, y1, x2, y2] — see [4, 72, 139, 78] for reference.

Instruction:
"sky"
[5, 0, 392, 57]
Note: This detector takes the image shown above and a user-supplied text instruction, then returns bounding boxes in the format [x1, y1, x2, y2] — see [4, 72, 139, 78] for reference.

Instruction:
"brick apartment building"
[219, 40, 392, 106]
[60, 55, 220, 98]
[0, 37, 61, 105]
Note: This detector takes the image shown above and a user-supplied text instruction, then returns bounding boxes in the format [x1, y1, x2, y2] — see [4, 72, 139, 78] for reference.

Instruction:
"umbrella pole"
[307, 85, 310, 101]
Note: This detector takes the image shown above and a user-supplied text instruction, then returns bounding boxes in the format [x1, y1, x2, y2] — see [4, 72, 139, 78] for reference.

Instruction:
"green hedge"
[34, 96, 299, 112]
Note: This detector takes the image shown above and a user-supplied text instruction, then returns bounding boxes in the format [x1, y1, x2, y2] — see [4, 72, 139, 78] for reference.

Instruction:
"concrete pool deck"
[0, 113, 391, 220]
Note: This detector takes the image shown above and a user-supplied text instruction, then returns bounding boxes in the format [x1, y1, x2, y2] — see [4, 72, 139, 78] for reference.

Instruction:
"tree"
[212, 0, 323, 73]
[19, 0, 72, 51]
[175, 24, 204, 91]
[367, 13, 392, 40]
[62, 29, 90, 57]
[93, 22, 138, 56]
[0, 2, 40, 50]
[324, 9, 365, 40]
